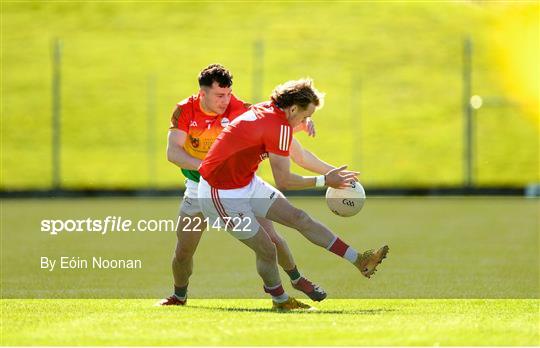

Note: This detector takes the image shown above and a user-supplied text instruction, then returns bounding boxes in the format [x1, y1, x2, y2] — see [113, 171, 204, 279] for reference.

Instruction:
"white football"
[325, 181, 366, 217]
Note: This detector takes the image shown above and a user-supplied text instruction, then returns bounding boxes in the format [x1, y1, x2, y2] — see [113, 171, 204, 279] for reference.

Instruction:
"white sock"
[273, 293, 289, 303]
[326, 236, 358, 263]
[344, 247, 359, 263]
[265, 283, 289, 303]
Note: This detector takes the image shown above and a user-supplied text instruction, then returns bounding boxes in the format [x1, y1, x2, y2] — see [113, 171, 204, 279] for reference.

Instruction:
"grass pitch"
[1, 197, 539, 345]
[1, 299, 538, 345]
[2, 197, 538, 299]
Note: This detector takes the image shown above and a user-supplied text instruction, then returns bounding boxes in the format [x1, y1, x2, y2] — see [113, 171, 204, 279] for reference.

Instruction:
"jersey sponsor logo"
[279, 125, 291, 151]
[190, 136, 200, 148]
[220, 117, 230, 128]
[190, 120, 198, 127]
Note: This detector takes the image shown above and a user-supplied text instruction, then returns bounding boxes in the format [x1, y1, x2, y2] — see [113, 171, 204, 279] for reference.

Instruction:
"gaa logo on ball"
[325, 181, 366, 217]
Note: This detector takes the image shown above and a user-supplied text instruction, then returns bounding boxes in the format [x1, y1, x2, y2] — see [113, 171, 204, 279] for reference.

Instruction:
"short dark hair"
[270, 78, 323, 109]
[198, 64, 233, 88]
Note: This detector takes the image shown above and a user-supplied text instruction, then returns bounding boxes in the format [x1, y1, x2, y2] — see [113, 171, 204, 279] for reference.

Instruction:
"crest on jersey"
[220, 117, 230, 128]
[190, 136, 199, 148]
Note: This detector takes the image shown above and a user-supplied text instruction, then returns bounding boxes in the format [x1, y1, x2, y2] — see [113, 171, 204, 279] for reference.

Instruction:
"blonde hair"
[271, 78, 325, 110]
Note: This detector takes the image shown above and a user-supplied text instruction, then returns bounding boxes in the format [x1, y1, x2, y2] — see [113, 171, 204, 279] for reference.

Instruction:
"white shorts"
[198, 176, 284, 240]
[179, 179, 202, 216]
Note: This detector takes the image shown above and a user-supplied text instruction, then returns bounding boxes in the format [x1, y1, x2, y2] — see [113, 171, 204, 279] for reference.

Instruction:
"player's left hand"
[305, 117, 316, 137]
[293, 117, 316, 137]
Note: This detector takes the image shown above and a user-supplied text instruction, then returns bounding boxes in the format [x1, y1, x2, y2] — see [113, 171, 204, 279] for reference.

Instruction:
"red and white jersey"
[199, 101, 293, 189]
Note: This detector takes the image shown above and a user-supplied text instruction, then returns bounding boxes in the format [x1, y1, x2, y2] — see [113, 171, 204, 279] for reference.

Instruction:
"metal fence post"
[147, 74, 156, 188]
[51, 38, 62, 190]
[351, 76, 361, 171]
[462, 36, 474, 188]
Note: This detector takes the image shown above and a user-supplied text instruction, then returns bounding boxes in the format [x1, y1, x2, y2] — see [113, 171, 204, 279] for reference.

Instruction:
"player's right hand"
[325, 165, 359, 189]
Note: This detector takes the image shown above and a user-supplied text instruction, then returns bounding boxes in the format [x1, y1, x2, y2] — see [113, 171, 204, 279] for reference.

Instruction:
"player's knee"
[290, 208, 312, 229]
[258, 242, 277, 263]
[271, 235, 286, 250]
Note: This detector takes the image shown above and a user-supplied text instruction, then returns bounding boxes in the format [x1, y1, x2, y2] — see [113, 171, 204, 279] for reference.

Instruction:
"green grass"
[1, 197, 539, 344]
[2, 197, 538, 299]
[1, 2, 538, 189]
[1, 299, 538, 346]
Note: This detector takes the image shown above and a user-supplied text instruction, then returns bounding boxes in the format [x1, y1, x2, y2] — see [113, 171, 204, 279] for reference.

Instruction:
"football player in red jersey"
[198, 78, 389, 310]
[158, 65, 328, 306]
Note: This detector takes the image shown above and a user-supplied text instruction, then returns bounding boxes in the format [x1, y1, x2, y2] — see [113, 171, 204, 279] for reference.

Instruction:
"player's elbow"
[274, 176, 291, 191]
[290, 153, 305, 168]
[275, 184, 288, 192]
[166, 145, 184, 166]
[166, 146, 175, 163]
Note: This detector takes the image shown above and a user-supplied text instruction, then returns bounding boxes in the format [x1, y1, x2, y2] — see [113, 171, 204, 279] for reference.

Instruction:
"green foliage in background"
[2, 2, 538, 189]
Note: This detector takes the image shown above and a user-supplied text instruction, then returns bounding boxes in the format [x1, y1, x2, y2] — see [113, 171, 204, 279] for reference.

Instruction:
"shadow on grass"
[186, 304, 395, 315]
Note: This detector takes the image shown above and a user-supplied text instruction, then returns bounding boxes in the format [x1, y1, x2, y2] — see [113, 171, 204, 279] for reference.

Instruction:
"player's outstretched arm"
[290, 138, 335, 174]
[269, 153, 317, 190]
[166, 129, 201, 170]
[269, 153, 357, 191]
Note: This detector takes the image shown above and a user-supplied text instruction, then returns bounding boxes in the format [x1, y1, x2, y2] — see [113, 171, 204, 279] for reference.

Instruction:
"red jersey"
[199, 102, 293, 189]
[169, 94, 250, 182]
